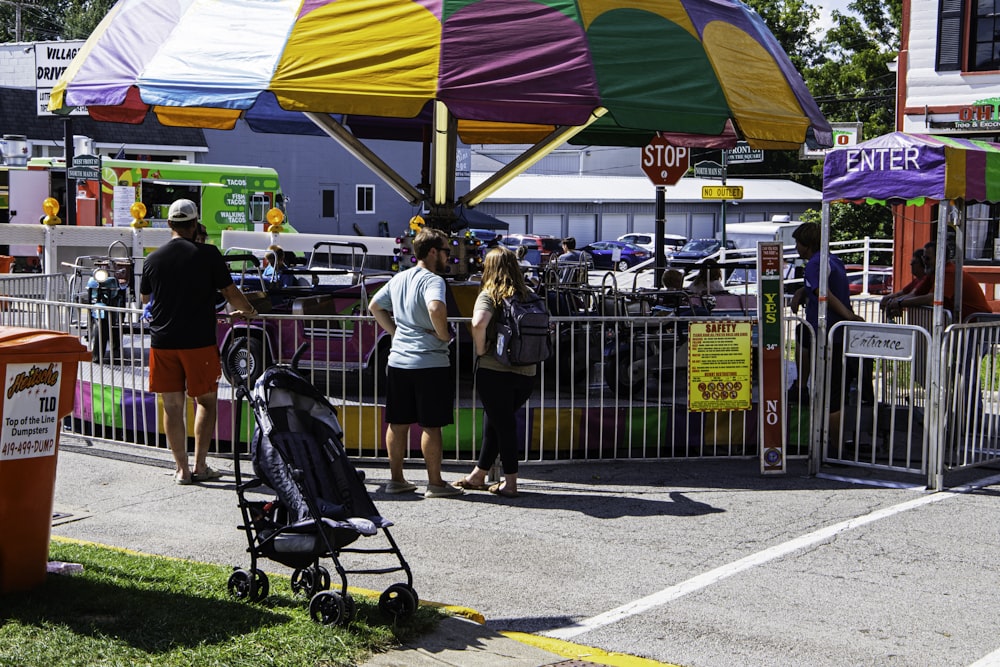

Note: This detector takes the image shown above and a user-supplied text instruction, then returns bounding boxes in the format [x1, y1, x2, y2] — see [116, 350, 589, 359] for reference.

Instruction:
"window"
[249, 193, 269, 224]
[937, 0, 967, 71]
[321, 188, 337, 218]
[936, 0, 1000, 73]
[965, 202, 999, 261]
[356, 185, 374, 214]
[970, 0, 1000, 71]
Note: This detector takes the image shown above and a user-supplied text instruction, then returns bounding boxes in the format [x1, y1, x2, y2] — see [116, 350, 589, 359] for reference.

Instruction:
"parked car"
[580, 240, 650, 271]
[502, 234, 563, 264]
[847, 267, 893, 295]
[616, 233, 687, 255]
[467, 228, 502, 245]
[669, 238, 737, 263]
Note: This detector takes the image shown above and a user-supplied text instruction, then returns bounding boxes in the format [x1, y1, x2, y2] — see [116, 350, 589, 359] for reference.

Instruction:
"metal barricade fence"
[824, 320, 931, 475]
[0, 284, 814, 464]
[940, 316, 1000, 473]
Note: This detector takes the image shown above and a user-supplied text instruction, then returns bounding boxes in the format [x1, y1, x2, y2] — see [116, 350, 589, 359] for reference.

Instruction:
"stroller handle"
[291, 342, 309, 371]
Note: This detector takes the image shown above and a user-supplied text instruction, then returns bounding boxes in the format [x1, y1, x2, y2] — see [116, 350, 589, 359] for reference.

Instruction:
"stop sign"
[641, 136, 690, 185]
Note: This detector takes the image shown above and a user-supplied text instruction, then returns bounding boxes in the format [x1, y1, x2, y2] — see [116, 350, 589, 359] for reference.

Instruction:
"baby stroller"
[229, 349, 417, 626]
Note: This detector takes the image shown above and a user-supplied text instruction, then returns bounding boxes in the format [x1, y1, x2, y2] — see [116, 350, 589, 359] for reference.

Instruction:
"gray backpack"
[493, 292, 552, 366]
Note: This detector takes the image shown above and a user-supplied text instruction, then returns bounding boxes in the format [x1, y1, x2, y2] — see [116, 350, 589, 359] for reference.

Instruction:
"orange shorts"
[149, 345, 221, 397]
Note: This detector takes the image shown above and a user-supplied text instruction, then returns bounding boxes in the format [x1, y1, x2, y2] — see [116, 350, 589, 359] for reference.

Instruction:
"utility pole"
[0, 1, 27, 42]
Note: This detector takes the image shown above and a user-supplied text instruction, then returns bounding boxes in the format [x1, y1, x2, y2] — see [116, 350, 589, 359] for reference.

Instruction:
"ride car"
[580, 240, 650, 271]
[502, 234, 562, 264]
[215, 242, 391, 388]
[616, 233, 687, 255]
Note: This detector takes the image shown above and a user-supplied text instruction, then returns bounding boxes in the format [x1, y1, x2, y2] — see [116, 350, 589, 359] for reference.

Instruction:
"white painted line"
[969, 648, 1000, 667]
[546, 473, 1000, 641]
[816, 472, 926, 490]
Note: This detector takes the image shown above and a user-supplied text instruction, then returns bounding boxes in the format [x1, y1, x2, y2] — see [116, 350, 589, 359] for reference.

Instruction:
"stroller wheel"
[228, 568, 269, 603]
[250, 569, 270, 602]
[309, 590, 347, 626]
[342, 592, 356, 624]
[290, 567, 314, 597]
[291, 565, 330, 597]
[379, 583, 418, 620]
[315, 565, 332, 591]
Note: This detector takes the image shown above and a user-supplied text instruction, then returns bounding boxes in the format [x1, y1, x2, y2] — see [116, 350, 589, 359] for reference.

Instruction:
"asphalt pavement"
[49, 432, 1000, 667]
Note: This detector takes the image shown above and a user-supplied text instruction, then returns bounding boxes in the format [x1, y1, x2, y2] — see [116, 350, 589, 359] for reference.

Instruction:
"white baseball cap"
[167, 199, 199, 222]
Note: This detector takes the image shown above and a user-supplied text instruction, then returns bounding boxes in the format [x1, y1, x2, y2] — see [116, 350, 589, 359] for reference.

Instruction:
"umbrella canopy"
[823, 132, 1000, 204]
[50, 0, 830, 150]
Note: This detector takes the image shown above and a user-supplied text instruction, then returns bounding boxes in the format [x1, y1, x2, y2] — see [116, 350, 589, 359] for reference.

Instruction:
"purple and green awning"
[823, 132, 1000, 204]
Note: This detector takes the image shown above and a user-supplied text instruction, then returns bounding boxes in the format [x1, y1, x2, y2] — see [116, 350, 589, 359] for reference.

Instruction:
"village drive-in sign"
[641, 136, 690, 186]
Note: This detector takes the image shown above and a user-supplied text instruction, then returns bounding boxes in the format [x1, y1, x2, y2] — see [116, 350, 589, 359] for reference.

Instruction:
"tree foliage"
[1, 0, 113, 42]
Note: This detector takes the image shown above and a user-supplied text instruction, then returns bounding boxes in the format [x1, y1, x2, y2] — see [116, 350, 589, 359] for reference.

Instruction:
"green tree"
[62, 0, 114, 39]
[1, 0, 111, 42]
[0, 0, 64, 42]
[810, 0, 902, 140]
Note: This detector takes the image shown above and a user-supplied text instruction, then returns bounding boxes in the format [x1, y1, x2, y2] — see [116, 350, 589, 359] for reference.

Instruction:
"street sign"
[694, 160, 724, 179]
[73, 155, 101, 168]
[702, 185, 744, 200]
[641, 136, 689, 185]
[725, 141, 764, 164]
[67, 166, 99, 181]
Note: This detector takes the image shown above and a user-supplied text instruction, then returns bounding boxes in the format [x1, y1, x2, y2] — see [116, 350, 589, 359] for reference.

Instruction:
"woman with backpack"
[453, 247, 540, 498]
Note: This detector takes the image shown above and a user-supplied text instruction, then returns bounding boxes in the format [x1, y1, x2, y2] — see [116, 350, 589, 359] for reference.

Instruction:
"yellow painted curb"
[50, 536, 485, 623]
[502, 631, 680, 667]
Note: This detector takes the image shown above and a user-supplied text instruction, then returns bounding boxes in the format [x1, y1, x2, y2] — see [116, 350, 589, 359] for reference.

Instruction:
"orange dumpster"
[0, 327, 88, 594]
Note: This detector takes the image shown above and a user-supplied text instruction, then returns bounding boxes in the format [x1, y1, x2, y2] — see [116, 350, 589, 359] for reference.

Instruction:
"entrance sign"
[641, 136, 689, 186]
[757, 242, 785, 475]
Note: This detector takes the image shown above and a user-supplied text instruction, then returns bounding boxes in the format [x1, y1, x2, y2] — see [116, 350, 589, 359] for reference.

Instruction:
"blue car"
[580, 241, 650, 271]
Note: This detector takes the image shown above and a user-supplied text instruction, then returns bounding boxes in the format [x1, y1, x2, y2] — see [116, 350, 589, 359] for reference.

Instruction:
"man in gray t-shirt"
[369, 228, 462, 499]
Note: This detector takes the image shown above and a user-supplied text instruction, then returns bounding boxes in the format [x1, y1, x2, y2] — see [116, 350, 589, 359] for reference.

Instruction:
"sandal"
[488, 482, 519, 498]
[452, 478, 489, 491]
[192, 466, 223, 482]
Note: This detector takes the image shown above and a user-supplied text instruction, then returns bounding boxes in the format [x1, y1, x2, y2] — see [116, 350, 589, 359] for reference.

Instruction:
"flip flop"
[452, 478, 489, 491]
[488, 482, 519, 498]
[192, 466, 223, 482]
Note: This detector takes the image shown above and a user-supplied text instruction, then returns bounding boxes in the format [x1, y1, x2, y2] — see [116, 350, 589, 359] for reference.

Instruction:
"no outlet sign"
[641, 136, 690, 186]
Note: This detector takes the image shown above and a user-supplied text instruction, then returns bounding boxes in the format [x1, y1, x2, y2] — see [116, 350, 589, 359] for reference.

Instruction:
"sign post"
[758, 242, 786, 474]
[641, 136, 689, 286]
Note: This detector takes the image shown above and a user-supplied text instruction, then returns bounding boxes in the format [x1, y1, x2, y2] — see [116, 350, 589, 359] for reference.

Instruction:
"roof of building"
[0, 87, 206, 150]
[470, 172, 822, 204]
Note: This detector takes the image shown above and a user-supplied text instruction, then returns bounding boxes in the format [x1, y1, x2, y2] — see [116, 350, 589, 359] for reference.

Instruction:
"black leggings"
[475, 367, 535, 475]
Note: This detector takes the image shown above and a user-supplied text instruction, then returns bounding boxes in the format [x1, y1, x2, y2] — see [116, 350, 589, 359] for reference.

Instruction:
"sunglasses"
[437, 246, 451, 257]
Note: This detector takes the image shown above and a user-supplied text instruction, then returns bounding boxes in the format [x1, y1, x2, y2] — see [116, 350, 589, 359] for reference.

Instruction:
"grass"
[0, 540, 443, 667]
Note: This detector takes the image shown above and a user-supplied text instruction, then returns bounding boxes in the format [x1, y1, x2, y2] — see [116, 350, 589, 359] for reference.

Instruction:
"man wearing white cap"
[140, 199, 257, 485]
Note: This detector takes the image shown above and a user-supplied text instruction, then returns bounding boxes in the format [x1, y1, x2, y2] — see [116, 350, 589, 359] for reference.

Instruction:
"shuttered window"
[936, 0, 966, 71]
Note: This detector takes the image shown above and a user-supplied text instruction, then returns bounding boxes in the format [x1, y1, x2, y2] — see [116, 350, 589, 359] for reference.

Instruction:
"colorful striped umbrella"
[50, 0, 830, 150]
[823, 132, 1000, 204]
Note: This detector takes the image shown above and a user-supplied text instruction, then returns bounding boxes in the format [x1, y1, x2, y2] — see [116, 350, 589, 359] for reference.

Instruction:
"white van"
[722, 217, 800, 251]
[617, 232, 687, 255]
